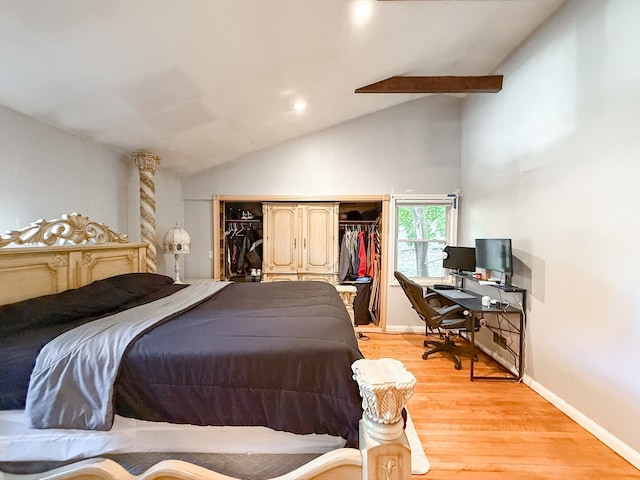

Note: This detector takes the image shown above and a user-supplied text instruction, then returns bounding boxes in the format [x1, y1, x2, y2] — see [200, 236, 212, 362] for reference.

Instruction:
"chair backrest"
[394, 271, 443, 328]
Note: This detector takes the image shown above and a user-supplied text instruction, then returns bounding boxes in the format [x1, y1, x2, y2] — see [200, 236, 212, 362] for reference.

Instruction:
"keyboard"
[441, 290, 476, 300]
[433, 284, 454, 290]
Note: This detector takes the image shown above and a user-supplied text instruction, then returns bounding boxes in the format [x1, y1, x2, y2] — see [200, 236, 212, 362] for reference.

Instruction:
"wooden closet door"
[299, 203, 338, 276]
[262, 203, 299, 277]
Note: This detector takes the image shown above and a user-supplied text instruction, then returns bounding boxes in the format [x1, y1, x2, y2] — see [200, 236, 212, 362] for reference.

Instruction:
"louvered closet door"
[299, 203, 338, 276]
[263, 203, 299, 276]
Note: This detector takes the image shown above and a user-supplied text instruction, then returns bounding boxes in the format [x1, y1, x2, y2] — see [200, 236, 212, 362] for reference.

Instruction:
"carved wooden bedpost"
[132, 152, 160, 273]
[352, 358, 416, 480]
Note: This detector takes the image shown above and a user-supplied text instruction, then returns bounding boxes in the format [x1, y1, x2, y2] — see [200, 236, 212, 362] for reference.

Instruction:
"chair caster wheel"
[454, 363, 462, 370]
[422, 352, 428, 360]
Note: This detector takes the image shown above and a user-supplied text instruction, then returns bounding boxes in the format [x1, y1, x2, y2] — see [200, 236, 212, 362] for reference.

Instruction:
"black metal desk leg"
[469, 312, 476, 381]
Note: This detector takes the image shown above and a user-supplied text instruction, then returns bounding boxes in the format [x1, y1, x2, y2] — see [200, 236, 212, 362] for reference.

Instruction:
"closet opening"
[220, 201, 263, 283]
[338, 203, 382, 328]
[212, 195, 389, 331]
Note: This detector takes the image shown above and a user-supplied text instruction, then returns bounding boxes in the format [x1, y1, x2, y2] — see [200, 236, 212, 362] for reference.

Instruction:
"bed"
[0, 214, 416, 480]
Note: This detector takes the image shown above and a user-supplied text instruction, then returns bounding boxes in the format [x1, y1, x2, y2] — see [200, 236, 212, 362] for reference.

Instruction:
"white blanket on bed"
[25, 281, 230, 430]
[0, 411, 345, 461]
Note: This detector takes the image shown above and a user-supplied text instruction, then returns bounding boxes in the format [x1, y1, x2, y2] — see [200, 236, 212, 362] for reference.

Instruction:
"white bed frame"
[0, 214, 416, 480]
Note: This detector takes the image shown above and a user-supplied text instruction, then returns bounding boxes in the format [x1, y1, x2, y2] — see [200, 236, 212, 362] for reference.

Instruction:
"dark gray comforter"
[1, 276, 364, 447]
[114, 281, 364, 447]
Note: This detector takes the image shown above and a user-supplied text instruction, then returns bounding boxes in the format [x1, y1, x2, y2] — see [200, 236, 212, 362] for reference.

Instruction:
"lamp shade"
[163, 225, 191, 255]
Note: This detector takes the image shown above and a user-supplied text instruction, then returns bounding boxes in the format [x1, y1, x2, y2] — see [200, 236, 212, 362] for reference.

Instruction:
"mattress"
[0, 410, 345, 462]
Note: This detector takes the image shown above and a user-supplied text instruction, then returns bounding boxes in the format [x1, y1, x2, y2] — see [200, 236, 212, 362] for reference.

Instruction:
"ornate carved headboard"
[0, 213, 148, 305]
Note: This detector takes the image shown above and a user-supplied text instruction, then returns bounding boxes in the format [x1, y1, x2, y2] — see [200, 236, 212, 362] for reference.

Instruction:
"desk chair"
[394, 271, 476, 370]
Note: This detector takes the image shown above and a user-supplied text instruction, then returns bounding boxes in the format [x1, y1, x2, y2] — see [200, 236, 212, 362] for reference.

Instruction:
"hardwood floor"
[356, 332, 639, 479]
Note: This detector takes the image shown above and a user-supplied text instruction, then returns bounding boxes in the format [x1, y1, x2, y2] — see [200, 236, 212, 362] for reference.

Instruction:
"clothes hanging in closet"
[367, 230, 376, 278]
[225, 223, 262, 277]
[338, 220, 379, 283]
[338, 229, 356, 283]
[356, 231, 367, 278]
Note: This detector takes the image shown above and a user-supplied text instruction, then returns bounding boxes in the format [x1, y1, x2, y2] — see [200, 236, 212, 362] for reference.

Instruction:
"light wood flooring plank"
[356, 332, 639, 479]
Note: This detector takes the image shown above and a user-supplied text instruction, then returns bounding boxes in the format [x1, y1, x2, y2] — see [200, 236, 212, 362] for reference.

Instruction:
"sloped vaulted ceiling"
[0, 0, 564, 175]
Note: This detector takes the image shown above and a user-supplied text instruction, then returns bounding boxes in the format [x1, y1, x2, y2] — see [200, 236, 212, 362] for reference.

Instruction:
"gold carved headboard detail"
[0, 213, 129, 248]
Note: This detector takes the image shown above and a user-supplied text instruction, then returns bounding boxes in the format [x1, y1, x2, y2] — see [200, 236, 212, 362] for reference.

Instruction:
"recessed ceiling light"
[293, 99, 307, 113]
[353, 1, 372, 26]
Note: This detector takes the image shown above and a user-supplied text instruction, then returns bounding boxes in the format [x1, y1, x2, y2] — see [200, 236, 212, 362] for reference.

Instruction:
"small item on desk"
[479, 280, 498, 286]
[481, 296, 492, 307]
[473, 273, 482, 279]
[433, 284, 455, 290]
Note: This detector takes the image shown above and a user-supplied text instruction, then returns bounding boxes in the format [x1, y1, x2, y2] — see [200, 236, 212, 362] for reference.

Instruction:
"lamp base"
[173, 253, 184, 284]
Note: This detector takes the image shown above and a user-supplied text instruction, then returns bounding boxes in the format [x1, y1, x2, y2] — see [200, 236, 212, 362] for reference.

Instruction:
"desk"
[427, 286, 525, 381]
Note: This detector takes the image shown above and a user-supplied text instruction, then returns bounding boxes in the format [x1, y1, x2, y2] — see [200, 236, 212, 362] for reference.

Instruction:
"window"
[392, 195, 458, 282]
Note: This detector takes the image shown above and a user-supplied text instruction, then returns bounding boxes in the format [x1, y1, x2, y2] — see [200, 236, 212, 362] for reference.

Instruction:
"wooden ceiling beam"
[354, 75, 503, 94]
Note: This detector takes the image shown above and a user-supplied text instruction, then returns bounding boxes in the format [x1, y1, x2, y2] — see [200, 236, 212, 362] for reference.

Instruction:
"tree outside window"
[395, 204, 449, 279]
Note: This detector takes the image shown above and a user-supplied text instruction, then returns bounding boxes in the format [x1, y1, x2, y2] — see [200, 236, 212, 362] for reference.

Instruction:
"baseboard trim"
[523, 375, 640, 471]
[385, 325, 424, 334]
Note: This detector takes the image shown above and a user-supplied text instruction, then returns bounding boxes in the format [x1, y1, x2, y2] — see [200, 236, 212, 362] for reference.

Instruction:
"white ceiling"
[0, 0, 564, 176]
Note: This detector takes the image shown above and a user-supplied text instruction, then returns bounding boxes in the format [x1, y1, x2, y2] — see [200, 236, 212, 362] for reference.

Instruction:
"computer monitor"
[475, 238, 512, 281]
[442, 246, 476, 273]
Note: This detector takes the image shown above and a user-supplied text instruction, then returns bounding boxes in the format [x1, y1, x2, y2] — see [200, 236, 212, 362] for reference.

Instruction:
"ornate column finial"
[132, 151, 161, 273]
[352, 358, 416, 441]
[352, 358, 416, 480]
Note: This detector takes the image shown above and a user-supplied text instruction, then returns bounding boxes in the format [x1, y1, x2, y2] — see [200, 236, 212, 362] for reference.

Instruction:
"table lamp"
[162, 224, 190, 284]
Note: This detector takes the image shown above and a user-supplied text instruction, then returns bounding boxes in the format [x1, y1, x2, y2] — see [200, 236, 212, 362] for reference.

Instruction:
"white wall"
[0, 106, 183, 277]
[0, 106, 130, 231]
[461, 0, 639, 464]
[181, 95, 462, 329]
